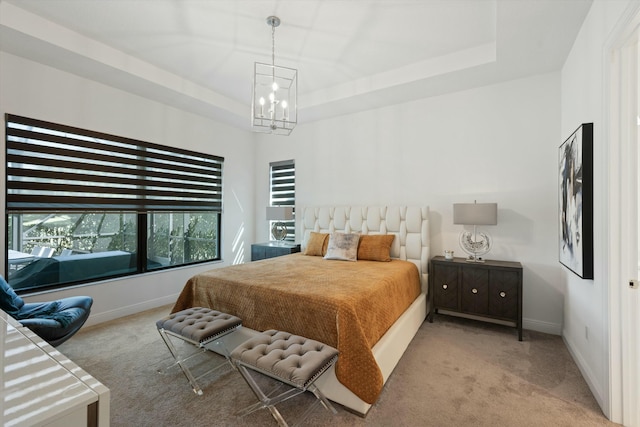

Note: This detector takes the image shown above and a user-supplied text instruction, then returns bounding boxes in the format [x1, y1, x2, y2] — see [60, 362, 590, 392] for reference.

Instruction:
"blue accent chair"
[0, 276, 92, 346]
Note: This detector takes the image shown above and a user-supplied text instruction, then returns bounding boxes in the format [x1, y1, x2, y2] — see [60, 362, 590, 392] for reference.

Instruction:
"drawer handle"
[471, 288, 478, 294]
[500, 291, 506, 298]
[442, 284, 448, 290]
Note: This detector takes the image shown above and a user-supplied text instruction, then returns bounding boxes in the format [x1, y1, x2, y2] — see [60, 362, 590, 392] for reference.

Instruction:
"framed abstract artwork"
[558, 123, 593, 279]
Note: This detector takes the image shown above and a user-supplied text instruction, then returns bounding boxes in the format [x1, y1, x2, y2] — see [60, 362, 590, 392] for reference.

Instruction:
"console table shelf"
[428, 256, 523, 340]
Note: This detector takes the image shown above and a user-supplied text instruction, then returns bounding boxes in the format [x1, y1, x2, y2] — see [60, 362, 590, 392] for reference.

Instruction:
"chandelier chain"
[271, 22, 277, 91]
[271, 22, 276, 68]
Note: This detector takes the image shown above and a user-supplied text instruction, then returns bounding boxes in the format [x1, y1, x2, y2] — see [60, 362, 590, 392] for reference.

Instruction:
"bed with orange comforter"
[172, 252, 421, 404]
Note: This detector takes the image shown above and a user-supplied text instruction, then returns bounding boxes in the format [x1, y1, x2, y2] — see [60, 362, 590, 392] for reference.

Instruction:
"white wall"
[560, 0, 635, 418]
[0, 52, 256, 325]
[254, 72, 564, 335]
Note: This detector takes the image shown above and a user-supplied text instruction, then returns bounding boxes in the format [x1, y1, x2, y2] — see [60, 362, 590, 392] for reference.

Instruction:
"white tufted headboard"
[299, 206, 430, 292]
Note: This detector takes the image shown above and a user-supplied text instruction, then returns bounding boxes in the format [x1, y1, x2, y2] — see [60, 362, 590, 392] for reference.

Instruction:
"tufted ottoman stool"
[231, 329, 339, 426]
[156, 307, 242, 395]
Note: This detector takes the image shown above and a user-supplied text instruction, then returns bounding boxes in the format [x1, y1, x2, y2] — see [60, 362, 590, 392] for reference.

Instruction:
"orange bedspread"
[172, 253, 421, 404]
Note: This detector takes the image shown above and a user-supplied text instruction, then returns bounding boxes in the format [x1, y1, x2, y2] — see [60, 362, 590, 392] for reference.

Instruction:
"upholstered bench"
[231, 329, 339, 426]
[156, 307, 242, 395]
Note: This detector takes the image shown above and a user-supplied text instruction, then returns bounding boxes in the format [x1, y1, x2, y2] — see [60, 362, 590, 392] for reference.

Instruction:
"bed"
[171, 206, 430, 415]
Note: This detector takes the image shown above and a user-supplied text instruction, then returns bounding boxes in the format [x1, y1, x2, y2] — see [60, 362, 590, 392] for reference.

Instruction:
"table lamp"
[453, 201, 498, 262]
[266, 206, 294, 242]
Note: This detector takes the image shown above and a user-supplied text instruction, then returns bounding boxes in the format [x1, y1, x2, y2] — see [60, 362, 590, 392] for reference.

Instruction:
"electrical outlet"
[630, 279, 639, 289]
[585, 326, 589, 341]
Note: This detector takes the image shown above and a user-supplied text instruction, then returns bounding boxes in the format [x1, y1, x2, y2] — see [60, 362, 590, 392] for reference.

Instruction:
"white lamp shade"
[453, 203, 497, 225]
[266, 206, 294, 221]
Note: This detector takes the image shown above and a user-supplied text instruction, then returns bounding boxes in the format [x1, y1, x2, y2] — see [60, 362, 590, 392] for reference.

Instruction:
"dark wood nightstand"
[428, 256, 523, 340]
[251, 241, 301, 261]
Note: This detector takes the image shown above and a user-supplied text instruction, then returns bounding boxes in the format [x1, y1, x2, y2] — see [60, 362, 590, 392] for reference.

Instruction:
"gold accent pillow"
[357, 234, 395, 262]
[304, 232, 329, 256]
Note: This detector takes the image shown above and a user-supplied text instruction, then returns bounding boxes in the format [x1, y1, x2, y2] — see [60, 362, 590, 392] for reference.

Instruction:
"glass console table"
[0, 309, 110, 426]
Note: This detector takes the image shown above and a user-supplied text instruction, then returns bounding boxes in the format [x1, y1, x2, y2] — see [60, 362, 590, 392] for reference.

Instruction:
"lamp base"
[271, 221, 288, 241]
[459, 230, 491, 262]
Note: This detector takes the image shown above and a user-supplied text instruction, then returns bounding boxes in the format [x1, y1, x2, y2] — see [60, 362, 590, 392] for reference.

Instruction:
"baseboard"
[431, 312, 562, 336]
[85, 294, 178, 327]
[523, 317, 562, 335]
[562, 332, 606, 414]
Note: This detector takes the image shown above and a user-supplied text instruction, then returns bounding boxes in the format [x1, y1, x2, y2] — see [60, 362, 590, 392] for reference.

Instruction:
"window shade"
[6, 114, 223, 212]
[270, 160, 295, 207]
[269, 159, 295, 242]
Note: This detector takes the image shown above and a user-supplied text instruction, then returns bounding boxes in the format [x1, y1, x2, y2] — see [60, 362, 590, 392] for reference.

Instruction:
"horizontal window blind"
[270, 159, 295, 241]
[270, 160, 295, 207]
[6, 114, 223, 212]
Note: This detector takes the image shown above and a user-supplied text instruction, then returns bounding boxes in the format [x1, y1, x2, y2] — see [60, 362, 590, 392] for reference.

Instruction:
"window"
[5, 114, 223, 292]
[269, 160, 295, 242]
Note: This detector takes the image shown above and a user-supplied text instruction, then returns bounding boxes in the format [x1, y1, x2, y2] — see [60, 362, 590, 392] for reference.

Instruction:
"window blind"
[269, 159, 295, 241]
[270, 160, 295, 208]
[6, 114, 223, 212]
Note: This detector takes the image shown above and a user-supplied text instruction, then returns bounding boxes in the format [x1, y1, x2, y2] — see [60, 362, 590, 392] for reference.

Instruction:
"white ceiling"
[0, 0, 593, 130]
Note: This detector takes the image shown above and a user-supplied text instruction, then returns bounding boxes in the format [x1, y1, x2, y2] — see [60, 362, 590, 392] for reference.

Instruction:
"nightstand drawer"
[461, 267, 489, 315]
[432, 263, 458, 310]
[488, 271, 519, 320]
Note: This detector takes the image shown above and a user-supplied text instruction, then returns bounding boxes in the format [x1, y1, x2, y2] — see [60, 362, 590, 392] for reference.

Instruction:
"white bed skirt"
[314, 293, 427, 415]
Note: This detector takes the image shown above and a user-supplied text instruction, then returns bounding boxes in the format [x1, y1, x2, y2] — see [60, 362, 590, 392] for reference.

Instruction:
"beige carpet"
[58, 305, 618, 427]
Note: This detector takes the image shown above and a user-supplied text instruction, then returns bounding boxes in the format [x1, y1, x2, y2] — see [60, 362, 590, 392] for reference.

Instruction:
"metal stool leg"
[309, 384, 337, 414]
[235, 364, 301, 427]
[235, 363, 336, 427]
[157, 328, 203, 395]
[156, 307, 242, 395]
[231, 330, 339, 426]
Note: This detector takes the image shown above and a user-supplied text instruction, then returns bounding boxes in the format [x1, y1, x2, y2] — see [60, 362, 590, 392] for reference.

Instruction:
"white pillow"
[324, 233, 360, 261]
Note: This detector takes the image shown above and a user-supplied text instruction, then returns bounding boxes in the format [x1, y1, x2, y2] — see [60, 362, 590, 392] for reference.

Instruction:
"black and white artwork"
[559, 123, 593, 279]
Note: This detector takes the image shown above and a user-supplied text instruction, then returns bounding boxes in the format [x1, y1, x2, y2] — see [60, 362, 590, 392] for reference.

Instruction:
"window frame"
[5, 114, 224, 292]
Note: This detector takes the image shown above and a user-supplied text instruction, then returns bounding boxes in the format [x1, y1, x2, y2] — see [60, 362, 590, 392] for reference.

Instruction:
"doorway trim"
[605, 2, 640, 425]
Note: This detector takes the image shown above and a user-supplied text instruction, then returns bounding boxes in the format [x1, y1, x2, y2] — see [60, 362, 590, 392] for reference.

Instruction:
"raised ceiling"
[0, 0, 593, 130]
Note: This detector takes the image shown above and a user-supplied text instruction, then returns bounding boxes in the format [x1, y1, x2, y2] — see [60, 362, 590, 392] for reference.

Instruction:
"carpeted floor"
[57, 305, 618, 426]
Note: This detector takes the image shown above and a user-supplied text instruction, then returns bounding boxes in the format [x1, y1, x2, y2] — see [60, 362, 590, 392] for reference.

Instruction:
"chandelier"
[252, 16, 297, 136]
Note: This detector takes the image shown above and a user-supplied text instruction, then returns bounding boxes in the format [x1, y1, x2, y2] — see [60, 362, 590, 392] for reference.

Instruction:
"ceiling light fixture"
[252, 16, 297, 136]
